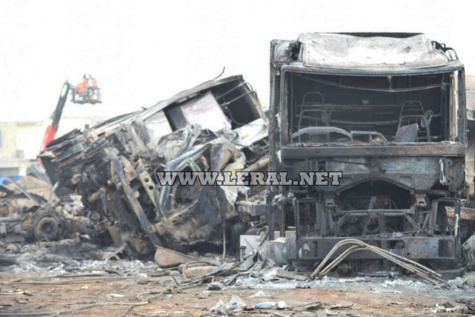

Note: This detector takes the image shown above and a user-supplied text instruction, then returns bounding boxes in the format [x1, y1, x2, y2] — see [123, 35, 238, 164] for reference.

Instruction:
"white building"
[0, 102, 123, 176]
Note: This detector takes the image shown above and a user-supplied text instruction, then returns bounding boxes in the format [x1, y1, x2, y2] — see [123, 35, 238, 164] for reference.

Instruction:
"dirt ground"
[1, 268, 474, 317]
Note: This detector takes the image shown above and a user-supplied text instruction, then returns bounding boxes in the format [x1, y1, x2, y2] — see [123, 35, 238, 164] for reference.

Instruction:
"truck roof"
[280, 33, 461, 71]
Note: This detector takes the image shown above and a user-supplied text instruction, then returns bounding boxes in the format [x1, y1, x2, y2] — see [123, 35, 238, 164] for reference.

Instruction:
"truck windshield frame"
[279, 67, 466, 146]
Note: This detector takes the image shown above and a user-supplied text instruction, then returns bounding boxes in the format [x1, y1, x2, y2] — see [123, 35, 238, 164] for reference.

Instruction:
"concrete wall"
[0, 122, 19, 159]
[0, 114, 110, 176]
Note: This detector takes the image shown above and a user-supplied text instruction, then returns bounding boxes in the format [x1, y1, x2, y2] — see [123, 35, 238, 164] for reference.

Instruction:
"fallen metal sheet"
[154, 245, 202, 268]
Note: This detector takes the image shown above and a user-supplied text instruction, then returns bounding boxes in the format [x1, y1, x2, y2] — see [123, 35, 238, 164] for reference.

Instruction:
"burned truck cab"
[268, 33, 467, 274]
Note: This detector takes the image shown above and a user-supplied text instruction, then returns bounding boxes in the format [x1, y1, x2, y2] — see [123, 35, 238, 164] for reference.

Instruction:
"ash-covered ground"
[1, 241, 474, 317]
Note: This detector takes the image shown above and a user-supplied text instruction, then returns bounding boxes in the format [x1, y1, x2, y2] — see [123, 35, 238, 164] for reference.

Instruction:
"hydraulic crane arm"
[40, 81, 71, 151]
[40, 75, 101, 152]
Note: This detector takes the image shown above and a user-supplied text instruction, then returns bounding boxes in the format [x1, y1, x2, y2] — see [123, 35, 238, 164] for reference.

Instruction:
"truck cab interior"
[284, 71, 463, 145]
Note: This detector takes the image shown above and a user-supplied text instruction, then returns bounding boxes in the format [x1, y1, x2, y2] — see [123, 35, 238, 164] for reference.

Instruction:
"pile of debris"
[4, 75, 270, 263]
[0, 176, 94, 245]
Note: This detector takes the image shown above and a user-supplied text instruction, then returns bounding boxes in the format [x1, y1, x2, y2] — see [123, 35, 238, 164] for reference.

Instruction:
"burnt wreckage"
[39, 75, 268, 256]
[0, 176, 93, 245]
[268, 33, 475, 275]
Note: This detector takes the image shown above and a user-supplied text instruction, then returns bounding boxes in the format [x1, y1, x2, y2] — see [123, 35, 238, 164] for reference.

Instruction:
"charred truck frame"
[268, 33, 469, 275]
[40, 75, 269, 259]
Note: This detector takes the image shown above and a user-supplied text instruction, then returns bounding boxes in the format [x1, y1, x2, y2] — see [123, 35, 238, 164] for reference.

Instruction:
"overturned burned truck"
[40, 75, 268, 257]
[268, 33, 473, 275]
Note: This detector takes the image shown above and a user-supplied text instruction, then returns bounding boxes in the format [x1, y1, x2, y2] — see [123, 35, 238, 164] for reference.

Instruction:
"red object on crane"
[40, 75, 102, 152]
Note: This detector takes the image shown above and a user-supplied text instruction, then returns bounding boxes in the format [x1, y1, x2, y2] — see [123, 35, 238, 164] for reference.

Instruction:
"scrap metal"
[38, 75, 268, 260]
[0, 176, 93, 244]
